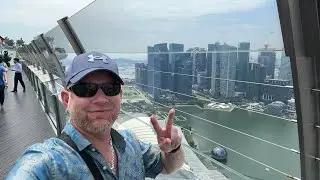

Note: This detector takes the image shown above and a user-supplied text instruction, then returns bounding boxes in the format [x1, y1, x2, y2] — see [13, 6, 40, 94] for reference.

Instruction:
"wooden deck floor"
[0, 70, 55, 179]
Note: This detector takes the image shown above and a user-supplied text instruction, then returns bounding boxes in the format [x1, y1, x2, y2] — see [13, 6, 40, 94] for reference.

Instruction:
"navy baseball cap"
[64, 51, 124, 88]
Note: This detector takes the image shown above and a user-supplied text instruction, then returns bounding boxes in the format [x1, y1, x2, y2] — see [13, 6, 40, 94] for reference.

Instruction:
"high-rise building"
[147, 46, 159, 100]
[135, 63, 148, 92]
[176, 57, 193, 100]
[194, 48, 207, 72]
[220, 44, 237, 98]
[169, 46, 193, 99]
[278, 55, 293, 85]
[258, 46, 276, 79]
[169, 43, 184, 92]
[154, 43, 169, 92]
[207, 43, 220, 89]
[197, 71, 209, 91]
[246, 62, 266, 101]
[135, 63, 141, 88]
[236, 42, 250, 92]
[211, 43, 237, 98]
[187, 47, 207, 85]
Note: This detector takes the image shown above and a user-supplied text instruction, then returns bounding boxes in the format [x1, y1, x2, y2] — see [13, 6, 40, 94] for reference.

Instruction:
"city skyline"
[60, 41, 285, 62]
[134, 41, 292, 103]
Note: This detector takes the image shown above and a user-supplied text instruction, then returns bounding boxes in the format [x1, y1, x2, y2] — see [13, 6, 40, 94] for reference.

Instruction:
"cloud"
[0, 0, 94, 28]
[72, 0, 268, 21]
[120, 0, 268, 19]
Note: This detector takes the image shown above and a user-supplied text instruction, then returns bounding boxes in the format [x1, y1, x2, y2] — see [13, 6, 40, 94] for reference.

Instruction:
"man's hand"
[150, 109, 182, 153]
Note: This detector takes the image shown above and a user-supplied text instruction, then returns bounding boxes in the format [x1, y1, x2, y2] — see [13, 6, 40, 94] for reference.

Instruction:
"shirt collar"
[62, 121, 126, 151]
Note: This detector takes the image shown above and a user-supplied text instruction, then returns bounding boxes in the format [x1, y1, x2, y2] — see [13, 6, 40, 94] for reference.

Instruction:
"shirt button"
[91, 148, 96, 152]
[103, 166, 107, 170]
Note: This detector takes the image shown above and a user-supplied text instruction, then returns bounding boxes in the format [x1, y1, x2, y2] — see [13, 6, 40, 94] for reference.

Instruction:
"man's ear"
[61, 89, 70, 109]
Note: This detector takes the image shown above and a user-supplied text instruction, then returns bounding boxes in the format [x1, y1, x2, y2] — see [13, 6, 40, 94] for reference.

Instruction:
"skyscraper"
[187, 47, 207, 85]
[211, 43, 237, 98]
[135, 63, 148, 92]
[169, 43, 184, 91]
[278, 54, 293, 85]
[207, 43, 220, 90]
[147, 43, 172, 101]
[236, 42, 250, 92]
[258, 46, 276, 79]
[147, 46, 160, 99]
[168, 43, 193, 99]
[176, 54, 193, 100]
[154, 43, 169, 92]
[135, 63, 141, 88]
[197, 71, 209, 91]
[246, 62, 266, 101]
[219, 44, 237, 98]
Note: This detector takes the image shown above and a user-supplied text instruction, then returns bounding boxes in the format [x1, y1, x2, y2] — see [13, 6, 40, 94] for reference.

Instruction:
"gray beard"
[68, 105, 120, 135]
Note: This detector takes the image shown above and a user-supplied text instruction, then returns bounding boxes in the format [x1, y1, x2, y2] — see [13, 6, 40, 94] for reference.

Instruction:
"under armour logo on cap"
[88, 54, 108, 64]
[64, 51, 124, 87]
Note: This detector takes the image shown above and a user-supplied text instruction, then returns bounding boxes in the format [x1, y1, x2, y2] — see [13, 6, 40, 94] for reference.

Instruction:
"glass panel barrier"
[119, 109, 252, 180]
[34, 77, 43, 104]
[69, 0, 284, 53]
[57, 97, 68, 129]
[44, 25, 76, 75]
[42, 81, 58, 127]
[20, 50, 300, 179]
[59, 0, 301, 179]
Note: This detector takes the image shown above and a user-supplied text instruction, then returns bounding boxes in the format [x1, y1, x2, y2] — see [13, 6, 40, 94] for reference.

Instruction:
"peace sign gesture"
[150, 109, 182, 153]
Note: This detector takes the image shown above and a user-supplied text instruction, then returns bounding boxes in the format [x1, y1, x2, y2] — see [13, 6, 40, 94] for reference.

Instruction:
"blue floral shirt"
[6, 122, 163, 180]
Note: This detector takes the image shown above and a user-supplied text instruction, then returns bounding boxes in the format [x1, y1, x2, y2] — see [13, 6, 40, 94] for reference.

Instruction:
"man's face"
[61, 71, 122, 135]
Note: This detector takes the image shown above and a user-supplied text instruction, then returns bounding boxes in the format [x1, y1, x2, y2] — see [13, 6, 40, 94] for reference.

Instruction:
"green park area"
[122, 85, 145, 100]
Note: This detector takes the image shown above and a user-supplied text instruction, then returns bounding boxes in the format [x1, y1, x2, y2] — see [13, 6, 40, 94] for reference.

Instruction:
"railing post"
[38, 34, 66, 87]
[277, 0, 320, 179]
[51, 94, 62, 135]
[57, 16, 86, 55]
[25, 45, 42, 71]
[31, 73, 36, 92]
[23, 45, 40, 70]
[31, 40, 58, 93]
[35, 77, 42, 102]
[40, 83, 50, 114]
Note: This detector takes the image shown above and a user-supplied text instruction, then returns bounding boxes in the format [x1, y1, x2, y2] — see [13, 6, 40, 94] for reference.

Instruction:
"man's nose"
[94, 88, 109, 103]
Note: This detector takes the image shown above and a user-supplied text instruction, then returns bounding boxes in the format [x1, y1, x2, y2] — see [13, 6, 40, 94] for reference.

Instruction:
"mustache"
[87, 102, 119, 111]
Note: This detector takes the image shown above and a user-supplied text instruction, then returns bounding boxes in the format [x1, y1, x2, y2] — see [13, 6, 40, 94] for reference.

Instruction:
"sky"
[0, 0, 94, 43]
[1, 0, 284, 60]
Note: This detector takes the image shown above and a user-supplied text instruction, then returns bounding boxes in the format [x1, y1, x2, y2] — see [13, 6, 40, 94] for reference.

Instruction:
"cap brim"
[69, 68, 124, 85]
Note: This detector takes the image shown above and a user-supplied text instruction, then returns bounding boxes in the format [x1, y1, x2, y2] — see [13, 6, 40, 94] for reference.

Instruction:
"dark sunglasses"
[69, 82, 121, 97]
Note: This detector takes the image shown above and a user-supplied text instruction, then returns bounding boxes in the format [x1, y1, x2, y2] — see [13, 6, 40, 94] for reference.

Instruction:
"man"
[11, 57, 25, 92]
[0, 56, 8, 88]
[6, 51, 184, 179]
[0, 59, 8, 108]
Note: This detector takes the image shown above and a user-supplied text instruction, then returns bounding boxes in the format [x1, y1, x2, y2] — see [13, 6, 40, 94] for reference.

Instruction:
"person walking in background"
[0, 59, 8, 108]
[11, 58, 25, 92]
[0, 57, 9, 88]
